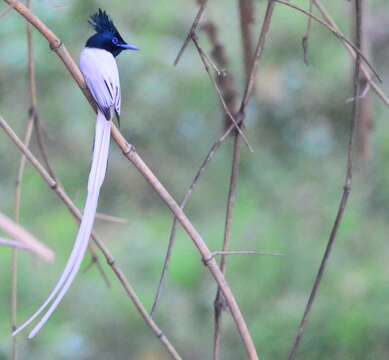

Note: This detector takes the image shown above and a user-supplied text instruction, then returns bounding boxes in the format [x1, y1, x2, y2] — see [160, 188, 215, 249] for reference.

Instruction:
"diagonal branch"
[3, 1, 258, 358]
[273, 0, 381, 83]
[287, 0, 362, 358]
[173, 0, 208, 66]
[312, 0, 389, 108]
[150, 121, 236, 317]
[0, 115, 182, 360]
[191, 33, 253, 152]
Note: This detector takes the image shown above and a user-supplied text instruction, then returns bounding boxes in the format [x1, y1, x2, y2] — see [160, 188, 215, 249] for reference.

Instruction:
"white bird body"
[14, 47, 121, 339]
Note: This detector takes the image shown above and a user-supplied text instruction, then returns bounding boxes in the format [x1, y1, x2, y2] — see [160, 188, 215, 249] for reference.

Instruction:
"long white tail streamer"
[13, 111, 111, 338]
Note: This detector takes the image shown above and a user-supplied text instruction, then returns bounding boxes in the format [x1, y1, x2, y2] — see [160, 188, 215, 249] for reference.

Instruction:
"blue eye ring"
[112, 37, 119, 45]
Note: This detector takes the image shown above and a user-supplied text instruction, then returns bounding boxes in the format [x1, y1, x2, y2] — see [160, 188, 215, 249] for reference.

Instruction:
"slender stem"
[11, 0, 35, 356]
[191, 34, 253, 151]
[0, 116, 182, 360]
[272, 0, 381, 83]
[150, 123, 235, 317]
[240, 1, 276, 112]
[312, 0, 389, 108]
[3, 2, 258, 357]
[214, 2, 276, 358]
[209, 250, 283, 259]
[213, 131, 242, 360]
[302, 0, 314, 65]
[287, 0, 362, 358]
[173, 0, 208, 66]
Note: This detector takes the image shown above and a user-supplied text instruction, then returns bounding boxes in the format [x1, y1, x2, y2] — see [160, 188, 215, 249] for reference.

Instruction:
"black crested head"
[85, 9, 139, 57]
[88, 8, 117, 34]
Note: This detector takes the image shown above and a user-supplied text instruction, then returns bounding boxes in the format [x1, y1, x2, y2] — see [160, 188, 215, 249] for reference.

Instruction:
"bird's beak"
[120, 43, 139, 51]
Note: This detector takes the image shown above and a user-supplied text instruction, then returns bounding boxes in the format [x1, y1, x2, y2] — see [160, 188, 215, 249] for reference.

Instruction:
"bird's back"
[80, 48, 121, 119]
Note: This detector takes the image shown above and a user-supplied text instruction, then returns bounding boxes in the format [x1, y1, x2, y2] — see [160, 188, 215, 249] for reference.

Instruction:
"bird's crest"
[88, 9, 117, 34]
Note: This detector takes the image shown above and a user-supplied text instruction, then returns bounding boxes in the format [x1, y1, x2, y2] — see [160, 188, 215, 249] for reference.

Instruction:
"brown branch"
[0, 115, 182, 360]
[173, 0, 208, 66]
[214, 2, 276, 358]
[4, 1, 258, 357]
[287, 0, 362, 358]
[302, 0, 314, 65]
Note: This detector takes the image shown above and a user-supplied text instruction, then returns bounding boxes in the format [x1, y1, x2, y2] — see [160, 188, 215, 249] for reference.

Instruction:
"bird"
[13, 9, 138, 339]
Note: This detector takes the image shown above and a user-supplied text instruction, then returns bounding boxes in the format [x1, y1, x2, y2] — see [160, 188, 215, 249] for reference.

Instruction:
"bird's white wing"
[80, 48, 121, 118]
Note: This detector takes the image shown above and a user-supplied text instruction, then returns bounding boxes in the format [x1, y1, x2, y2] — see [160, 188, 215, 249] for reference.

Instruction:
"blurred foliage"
[1, 0, 389, 359]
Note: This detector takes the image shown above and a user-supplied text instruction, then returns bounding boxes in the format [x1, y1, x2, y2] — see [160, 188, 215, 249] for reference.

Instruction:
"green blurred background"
[1, 0, 389, 359]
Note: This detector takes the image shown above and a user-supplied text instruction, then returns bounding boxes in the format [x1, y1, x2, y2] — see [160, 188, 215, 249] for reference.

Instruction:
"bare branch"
[191, 33, 253, 152]
[214, 2, 276, 358]
[150, 122, 236, 317]
[173, 0, 208, 66]
[273, 0, 381, 84]
[287, 0, 362, 358]
[313, 0, 389, 108]
[94, 213, 128, 224]
[302, 0, 314, 65]
[207, 250, 284, 260]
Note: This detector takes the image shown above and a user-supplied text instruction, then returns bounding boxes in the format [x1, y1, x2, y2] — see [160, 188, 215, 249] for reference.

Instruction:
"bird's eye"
[112, 37, 119, 45]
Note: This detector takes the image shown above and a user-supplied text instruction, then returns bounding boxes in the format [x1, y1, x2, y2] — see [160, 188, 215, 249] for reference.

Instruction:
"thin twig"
[94, 212, 128, 224]
[0, 115, 181, 360]
[208, 250, 284, 260]
[214, 2, 276, 358]
[34, 115, 56, 179]
[312, 0, 389, 109]
[150, 122, 236, 317]
[201, 21, 240, 131]
[151, 20, 242, 317]
[173, 0, 208, 66]
[287, 0, 362, 358]
[191, 33, 253, 152]
[0, 3, 12, 18]
[3, 2, 258, 357]
[273, 0, 381, 84]
[302, 0, 314, 65]
[11, 0, 35, 355]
